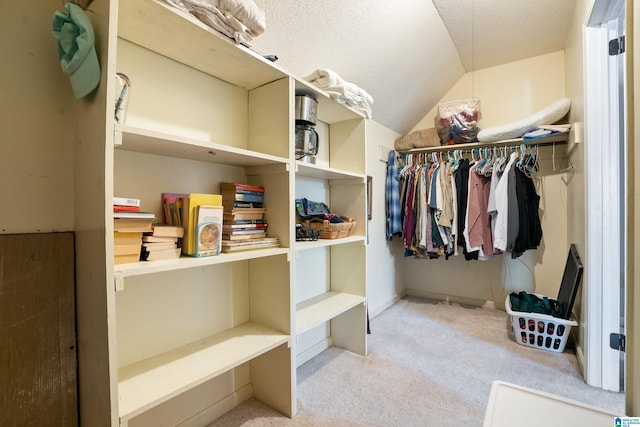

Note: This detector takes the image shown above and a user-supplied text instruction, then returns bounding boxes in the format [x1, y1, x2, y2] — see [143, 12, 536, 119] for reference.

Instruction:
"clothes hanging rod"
[397, 133, 569, 154]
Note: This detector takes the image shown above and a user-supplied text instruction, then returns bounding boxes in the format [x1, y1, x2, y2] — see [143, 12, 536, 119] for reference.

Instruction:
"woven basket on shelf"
[305, 216, 356, 239]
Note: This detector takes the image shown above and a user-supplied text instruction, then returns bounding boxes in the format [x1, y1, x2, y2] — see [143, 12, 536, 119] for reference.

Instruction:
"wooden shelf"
[295, 162, 365, 180]
[296, 291, 365, 335]
[294, 236, 365, 252]
[293, 79, 365, 124]
[115, 125, 290, 168]
[117, 322, 289, 422]
[118, 0, 288, 90]
[115, 247, 290, 279]
[398, 133, 569, 154]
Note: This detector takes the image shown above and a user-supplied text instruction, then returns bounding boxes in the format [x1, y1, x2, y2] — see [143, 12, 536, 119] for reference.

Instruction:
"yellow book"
[182, 193, 222, 255]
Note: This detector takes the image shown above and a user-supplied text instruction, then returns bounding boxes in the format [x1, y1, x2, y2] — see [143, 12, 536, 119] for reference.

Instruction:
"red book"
[114, 205, 141, 212]
[221, 182, 265, 193]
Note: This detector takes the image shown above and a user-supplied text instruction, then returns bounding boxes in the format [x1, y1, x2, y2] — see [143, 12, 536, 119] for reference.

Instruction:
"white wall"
[405, 51, 569, 308]
[364, 120, 405, 318]
[1, 1, 75, 233]
[564, 0, 593, 370]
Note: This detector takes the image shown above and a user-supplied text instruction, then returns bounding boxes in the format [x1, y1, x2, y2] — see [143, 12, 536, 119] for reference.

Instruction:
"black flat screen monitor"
[555, 244, 584, 320]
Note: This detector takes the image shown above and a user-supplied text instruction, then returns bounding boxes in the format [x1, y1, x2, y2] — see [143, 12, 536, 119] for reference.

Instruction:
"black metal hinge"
[609, 36, 626, 55]
[609, 333, 626, 352]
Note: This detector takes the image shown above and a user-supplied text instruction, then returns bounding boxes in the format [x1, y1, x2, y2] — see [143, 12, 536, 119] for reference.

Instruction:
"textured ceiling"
[432, 0, 576, 71]
[250, 1, 576, 135]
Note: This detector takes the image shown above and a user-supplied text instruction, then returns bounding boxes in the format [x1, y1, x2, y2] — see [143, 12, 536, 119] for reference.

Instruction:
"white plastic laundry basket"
[505, 294, 578, 353]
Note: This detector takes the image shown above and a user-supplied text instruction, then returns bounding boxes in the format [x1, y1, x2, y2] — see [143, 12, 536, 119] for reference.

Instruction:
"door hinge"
[609, 36, 625, 55]
[609, 332, 626, 352]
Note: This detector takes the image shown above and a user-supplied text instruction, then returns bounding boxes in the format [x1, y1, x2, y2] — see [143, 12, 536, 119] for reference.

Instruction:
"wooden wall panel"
[0, 233, 77, 426]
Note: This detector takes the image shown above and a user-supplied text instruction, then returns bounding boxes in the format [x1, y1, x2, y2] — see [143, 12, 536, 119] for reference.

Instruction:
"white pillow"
[477, 98, 571, 143]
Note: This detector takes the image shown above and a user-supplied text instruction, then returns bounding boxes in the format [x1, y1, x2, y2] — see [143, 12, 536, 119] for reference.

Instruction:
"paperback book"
[194, 205, 223, 257]
[221, 237, 280, 253]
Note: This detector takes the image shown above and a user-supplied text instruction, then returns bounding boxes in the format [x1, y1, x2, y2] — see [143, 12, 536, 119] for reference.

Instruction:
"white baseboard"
[575, 342, 586, 379]
[405, 288, 495, 309]
[369, 294, 403, 319]
[179, 384, 253, 427]
[296, 337, 332, 367]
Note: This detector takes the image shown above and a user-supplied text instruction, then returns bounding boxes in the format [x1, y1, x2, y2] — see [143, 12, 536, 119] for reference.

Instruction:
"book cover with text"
[194, 205, 223, 257]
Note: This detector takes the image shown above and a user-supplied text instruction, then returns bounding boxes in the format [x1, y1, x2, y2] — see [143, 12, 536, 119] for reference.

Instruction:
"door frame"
[584, 0, 626, 392]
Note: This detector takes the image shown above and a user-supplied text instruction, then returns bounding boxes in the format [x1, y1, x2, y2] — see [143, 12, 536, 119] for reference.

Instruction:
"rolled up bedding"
[304, 69, 374, 119]
[164, 0, 266, 45]
[394, 127, 440, 151]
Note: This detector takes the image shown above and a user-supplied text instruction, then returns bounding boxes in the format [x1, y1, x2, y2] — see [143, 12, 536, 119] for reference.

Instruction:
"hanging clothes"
[389, 146, 543, 261]
[385, 149, 402, 240]
[512, 167, 543, 257]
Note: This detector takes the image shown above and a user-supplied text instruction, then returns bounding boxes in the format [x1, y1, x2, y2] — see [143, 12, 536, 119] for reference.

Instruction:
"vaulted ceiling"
[250, 1, 577, 136]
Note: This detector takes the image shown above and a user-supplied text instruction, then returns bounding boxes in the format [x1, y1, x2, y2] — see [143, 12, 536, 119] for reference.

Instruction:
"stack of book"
[113, 197, 155, 265]
[220, 182, 279, 253]
[141, 225, 184, 261]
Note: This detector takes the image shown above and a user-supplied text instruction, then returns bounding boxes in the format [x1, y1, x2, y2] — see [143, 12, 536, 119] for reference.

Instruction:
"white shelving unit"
[296, 292, 366, 335]
[117, 323, 289, 421]
[292, 85, 368, 365]
[73, 0, 369, 425]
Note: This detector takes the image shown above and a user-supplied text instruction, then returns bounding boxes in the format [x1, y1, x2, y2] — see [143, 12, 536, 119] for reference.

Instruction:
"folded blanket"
[394, 127, 440, 151]
[304, 69, 374, 119]
[164, 0, 266, 45]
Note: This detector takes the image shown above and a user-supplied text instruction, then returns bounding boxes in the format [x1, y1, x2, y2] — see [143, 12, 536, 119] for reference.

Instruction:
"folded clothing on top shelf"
[164, 0, 266, 45]
[477, 98, 571, 143]
[522, 124, 571, 141]
[303, 69, 374, 119]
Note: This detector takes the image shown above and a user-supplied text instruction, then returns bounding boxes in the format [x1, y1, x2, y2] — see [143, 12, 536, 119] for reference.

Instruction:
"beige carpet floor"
[210, 296, 625, 426]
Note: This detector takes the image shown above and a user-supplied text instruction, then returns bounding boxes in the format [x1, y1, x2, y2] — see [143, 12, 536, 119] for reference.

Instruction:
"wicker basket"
[305, 216, 356, 239]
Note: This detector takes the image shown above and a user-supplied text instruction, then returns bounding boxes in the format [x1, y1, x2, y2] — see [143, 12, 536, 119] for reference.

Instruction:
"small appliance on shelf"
[295, 92, 319, 164]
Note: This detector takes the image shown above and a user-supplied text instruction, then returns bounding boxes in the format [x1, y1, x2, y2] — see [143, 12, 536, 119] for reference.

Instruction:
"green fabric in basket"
[509, 291, 564, 318]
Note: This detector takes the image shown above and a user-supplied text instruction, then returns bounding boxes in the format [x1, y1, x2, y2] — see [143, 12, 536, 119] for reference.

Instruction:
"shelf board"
[295, 162, 365, 180]
[398, 133, 569, 154]
[118, 0, 288, 90]
[118, 322, 289, 422]
[115, 125, 290, 168]
[294, 236, 365, 251]
[294, 79, 365, 124]
[296, 291, 365, 335]
[115, 247, 289, 278]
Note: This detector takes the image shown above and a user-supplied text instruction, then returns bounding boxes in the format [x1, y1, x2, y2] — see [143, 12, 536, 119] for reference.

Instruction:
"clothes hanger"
[476, 147, 487, 171]
[481, 147, 495, 176]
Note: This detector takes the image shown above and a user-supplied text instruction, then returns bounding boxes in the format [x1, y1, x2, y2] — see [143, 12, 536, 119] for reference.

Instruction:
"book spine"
[228, 219, 267, 225]
[233, 193, 265, 202]
[224, 223, 268, 229]
[113, 211, 156, 220]
[234, 189, 265, 195]
[113, 196, 140, 207]
[232, 201, 263, 208]
[222, 183, 265, 193]
[113, 205, 141, 212]
[223, 228, 266, 234]
[162, 193, 187, 226]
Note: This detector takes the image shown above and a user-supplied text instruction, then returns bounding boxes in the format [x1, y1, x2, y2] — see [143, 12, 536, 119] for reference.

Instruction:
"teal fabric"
[52, 3, 100, 99]
[509, 291, 563, 318]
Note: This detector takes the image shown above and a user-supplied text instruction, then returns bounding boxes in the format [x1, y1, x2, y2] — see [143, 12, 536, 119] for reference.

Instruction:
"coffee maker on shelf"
[295, 93, 319, 164]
